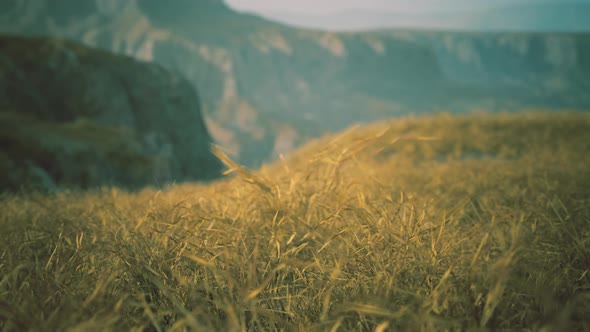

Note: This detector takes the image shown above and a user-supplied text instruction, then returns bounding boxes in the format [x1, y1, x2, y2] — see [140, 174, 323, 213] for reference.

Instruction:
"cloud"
[224, 0, 579, 15]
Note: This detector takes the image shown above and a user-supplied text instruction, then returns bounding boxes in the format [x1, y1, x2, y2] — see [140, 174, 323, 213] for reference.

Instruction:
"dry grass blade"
[211, 144, 272, 193]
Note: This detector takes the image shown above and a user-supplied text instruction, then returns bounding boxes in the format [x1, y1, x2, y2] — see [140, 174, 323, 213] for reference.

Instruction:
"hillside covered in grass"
[1, 112, 589, 330]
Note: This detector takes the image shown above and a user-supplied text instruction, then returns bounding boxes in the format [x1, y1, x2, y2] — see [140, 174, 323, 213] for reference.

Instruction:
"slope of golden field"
[1, 111, 589, 331]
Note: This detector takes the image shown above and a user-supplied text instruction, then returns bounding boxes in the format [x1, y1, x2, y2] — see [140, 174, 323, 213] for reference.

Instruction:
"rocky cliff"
[2, 0, 589, 167]
[0, 34, 221, 191]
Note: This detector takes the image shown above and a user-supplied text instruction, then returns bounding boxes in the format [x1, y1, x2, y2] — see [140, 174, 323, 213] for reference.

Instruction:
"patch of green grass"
[0, 111, 154, 189]
[0, 35, 142, 68]
[0, 112, 139, 151]
[1, 111, 589, 330]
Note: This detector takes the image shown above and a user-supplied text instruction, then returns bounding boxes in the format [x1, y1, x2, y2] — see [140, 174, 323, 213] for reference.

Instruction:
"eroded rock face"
[0, 35, 221, 192]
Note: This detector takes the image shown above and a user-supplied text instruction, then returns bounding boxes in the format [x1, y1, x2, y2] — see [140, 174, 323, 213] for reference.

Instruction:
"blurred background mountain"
[1, 0, 589, 173]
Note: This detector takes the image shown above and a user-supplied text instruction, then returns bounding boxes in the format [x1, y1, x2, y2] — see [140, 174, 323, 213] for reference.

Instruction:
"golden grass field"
[1, 111, 589, 331]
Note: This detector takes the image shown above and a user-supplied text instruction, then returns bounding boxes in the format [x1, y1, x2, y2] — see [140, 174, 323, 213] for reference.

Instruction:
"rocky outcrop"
[0, 35, 221, 192]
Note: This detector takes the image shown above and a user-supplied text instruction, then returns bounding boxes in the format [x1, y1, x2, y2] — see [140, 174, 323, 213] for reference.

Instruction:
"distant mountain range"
[1, 0, 590, 168]
[256, 3, 590, 32]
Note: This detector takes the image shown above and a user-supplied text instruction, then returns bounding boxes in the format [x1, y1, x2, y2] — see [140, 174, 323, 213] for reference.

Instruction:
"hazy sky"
[225, 0, 589, 14]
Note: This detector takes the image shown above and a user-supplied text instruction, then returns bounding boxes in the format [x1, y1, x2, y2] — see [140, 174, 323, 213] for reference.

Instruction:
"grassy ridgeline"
[1, 111, 589, 330]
